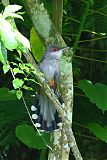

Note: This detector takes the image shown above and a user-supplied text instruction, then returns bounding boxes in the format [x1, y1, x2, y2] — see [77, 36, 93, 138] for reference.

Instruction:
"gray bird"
[31, 45, 69, 132]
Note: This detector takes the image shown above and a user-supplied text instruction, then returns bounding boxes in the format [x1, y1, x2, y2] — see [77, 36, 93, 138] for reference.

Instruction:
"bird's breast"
[39, 60, 59, 81]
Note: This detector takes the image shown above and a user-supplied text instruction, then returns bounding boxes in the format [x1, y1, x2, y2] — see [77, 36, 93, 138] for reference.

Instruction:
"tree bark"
[50, 1, 70, 160]
[52, 0, 63, 34]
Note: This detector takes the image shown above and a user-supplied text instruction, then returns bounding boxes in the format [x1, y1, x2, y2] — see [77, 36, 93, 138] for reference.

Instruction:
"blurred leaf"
[85, 0, 107, 33]
[19, 63, 30, 73]
[39, 149, 47, 160]
[0, 88, 17, 101]
[88, 123, 107, 143]
[12, 78, 24, 89]
[90, 0, 94, 5]
[0, 131, 15, 146]
[13, 68, 24, 75]
[16, 31, 30, 52]
[16, 90, 23, 100]
[41, 0, 52, 12]
[5, 13, 24, 20]
[16, 124, 51, 149]
[78, 80, 107, 112]
[30, 27, 45, 62]
[64, 0, 69, 5]
[73, 95, 102, 125]
[0, 87, 31, 147]
[3, 5, 22, 18]
[0, 40, 7, 64]
[19, 63, 25, 70]
[22, 85, 33, 91]
[3, 63, 10, 74]
[0, 18, 18, 50]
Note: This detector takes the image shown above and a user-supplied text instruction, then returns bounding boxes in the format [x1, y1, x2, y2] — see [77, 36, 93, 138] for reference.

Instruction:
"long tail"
[31, 91, 61, 132]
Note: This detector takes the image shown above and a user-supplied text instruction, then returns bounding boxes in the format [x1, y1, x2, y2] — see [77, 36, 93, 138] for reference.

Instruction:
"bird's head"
[44, 45, 69, 60]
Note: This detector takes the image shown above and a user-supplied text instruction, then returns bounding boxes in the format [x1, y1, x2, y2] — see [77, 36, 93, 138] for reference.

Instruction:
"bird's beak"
[57, 47, 70, 58]
[61, 47, 70, 52]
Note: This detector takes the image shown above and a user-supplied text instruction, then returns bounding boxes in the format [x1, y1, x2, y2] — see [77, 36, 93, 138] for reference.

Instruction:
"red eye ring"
[52, 48, 57, 52]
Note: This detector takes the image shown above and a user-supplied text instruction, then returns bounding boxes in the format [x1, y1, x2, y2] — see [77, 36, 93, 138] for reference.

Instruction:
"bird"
[31, 45, 69, 132]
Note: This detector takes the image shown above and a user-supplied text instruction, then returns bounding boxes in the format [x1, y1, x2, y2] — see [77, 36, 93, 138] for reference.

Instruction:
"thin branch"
[75, 55, 107, 64]
[73, 0, 91, 55]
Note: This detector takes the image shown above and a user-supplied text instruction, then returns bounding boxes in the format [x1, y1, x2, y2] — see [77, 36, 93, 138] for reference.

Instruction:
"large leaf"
[0, 18, 18, 50]
[12, 78, 24, 89]
[16, 124, 51, 149]
[0, 87, 30, 146]
[88, 123, 107, 143]
[16, 30, 30, 52]
[78, 80, 107, 112]
[30, 27, 45, 62]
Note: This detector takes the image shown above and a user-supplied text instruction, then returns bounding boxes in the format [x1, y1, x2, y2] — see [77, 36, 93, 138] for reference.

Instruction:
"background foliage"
[1, 0, 107, 159]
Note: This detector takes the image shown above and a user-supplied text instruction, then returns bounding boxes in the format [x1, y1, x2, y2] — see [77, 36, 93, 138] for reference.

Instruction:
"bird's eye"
[52, 48, 57, 52]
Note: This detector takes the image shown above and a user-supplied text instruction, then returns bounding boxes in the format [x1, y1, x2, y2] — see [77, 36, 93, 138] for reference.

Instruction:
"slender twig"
[73, 0, 91, 55]
[74, 55, 107, 64]
[22, 96, 53, 151]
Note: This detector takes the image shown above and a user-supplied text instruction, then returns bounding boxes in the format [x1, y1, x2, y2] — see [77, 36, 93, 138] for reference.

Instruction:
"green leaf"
[16, 31, 30, 52]
[15, 57, 23, 63]
[3, 63, 10, 74]
[84, 0, 107, 33]
[13, 68, 24, 75]
[11, 62, 18, 66]
[3, 5, 22, 18]
[90, 0, 94, 5]
[0, 87, 33, 146]
[19, 63, 26, 70]
[0, 18, 18, 50]
[16, 90, 23, 100]
[15, 124, 51, 149]
[5, 13, 24, 20]
[88, 123, 107, 143]
[78, 80, 107, 112]
[22, 85, 33, 91]
[30, 27, 45, 62]
[19, 63, 31, 73]
[19, 63, 30, 73]
[12, 78, 24, 89]
[0, 40, 7, 64]
[17, 48, 22, 58]
[28, 79, 36, 83]
[0, 88, 17, 101]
